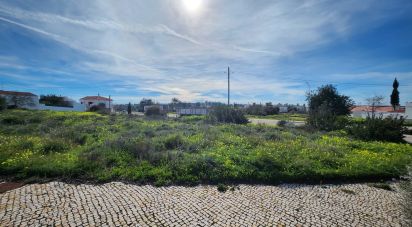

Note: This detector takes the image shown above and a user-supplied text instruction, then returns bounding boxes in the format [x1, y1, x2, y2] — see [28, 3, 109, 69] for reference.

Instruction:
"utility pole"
[227, 66, 230, 106]
[109, 95, 111, 112]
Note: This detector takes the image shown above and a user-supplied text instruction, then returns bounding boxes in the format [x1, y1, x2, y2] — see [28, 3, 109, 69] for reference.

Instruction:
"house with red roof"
[80, 95, 113, 112]
[351, 104, 411, 119]
[0, 90, 39, 109]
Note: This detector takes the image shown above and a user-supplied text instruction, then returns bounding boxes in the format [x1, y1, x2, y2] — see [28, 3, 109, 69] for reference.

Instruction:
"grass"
[246, 113, 307, 121]
[404, 119, 412, 127]
[0, 110, 411, 186]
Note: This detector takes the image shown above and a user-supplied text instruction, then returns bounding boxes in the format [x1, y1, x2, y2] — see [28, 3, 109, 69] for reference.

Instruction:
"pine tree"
[390, 78, 400, 110]
[127, 102, 132, 115]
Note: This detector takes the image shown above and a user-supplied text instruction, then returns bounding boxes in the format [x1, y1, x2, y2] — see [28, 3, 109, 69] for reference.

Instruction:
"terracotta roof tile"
[0, 90, 36, 96]
[351, 105, 405, 113]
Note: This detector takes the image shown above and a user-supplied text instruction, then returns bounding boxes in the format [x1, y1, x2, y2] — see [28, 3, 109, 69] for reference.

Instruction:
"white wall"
[37, 102, 86, 112]
[279, 106, 288, 113]
[81, 100, 113, 111]
[177, 108, 208, 115]
[351, 111, 406, 119]
[406, 102, 412, 120]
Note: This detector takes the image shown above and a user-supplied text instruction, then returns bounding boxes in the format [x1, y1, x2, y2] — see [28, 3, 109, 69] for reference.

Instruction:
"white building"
[144, 105, 164, 112]
[0, 90, 39, 109]
[177, 108, 209, 115]
[279, 106, 288, 113]
[351, 105, 410, 119]
[80, 96, 113, 111]
[406, 102, 412, 119]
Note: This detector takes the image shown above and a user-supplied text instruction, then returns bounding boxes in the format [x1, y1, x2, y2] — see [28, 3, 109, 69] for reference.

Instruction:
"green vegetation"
[39, 94, 73, 107]
[217, 183, 228, 192]
[0, 110, 411, 186]
[0, 96, 6, 111]
[404, 120, 412, 127]
[247, 113, 307, 122]
[307, 84, 354, 131]
[207, 106, 248, 124]
[347, 116, 407, 142]
[244, 103, 279, 116]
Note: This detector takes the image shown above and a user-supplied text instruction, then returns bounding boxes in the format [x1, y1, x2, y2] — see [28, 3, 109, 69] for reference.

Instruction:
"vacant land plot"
[0, 110, 411, 185]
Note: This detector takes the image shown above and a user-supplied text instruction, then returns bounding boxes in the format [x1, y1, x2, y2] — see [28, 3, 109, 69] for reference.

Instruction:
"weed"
[217, 183, 228, 192]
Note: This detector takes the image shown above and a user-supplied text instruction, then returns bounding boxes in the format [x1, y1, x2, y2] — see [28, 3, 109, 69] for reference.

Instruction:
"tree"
[390, 78, 400, 110]
[144, 106, 163, 117]
[264, 102, 279, 115]
[39, 94, 73, 107]
[306, 84, 354, 131]
[366, 95, 384, 118]
[139, 98, 154, 112]
[171, 97, 182, 111]
[127, 102, 132, 115]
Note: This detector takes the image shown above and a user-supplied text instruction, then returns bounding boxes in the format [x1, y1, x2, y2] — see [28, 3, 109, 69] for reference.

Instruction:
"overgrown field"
[0, 110, 411, 186]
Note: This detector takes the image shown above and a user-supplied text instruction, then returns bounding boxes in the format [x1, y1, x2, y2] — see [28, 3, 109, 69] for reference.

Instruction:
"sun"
[182, 0, 203, 13]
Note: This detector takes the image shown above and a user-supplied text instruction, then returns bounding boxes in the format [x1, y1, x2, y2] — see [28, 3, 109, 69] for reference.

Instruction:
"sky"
[0, 0, 411, 105]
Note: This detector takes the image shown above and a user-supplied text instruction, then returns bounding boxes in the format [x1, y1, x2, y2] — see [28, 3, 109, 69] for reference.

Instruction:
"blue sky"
[0, 0, 411, 104]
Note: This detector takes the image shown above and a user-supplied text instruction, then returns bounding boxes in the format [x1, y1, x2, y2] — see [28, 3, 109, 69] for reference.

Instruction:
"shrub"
[89, 104, 110, 114]
[217, 183, 228, 192]
[39, 95, 73, 107]
[145, 106, 164, 117]
[41, 139, 70, 154]
[2, 116, 25, 125]
[207, 107, 248, 124]
[277, 120, 288, 127]
[0, 96, 6, 111]
[347, 116, 407, 142]
[306, 85, 354, 131]
[164, 134, 184, 150]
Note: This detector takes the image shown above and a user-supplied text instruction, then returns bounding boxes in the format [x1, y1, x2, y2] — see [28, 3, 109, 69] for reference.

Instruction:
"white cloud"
[0, 0, 409, 103]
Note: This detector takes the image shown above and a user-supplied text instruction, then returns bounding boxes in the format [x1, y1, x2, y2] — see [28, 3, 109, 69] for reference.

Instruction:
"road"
[249, 118, 305, 127]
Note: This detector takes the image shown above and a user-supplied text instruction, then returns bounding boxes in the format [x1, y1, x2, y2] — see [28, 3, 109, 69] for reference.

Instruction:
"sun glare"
[182, 0, 203, 13]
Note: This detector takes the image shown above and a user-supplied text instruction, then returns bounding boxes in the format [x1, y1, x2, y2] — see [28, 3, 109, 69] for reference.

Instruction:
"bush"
[207, 107, 248, 124]
[41, 139, 70, 154]
[39, 95, 73, 107]
[89, 104, 110, 114]
[0, 96, 6, 111]
[277, 120, 288, 127]
[245, 103, 279, 116]
[217, 183, 228, 192]
[347, 116, 407, 142]
[2, 116, 25, 125]
[306, 85, 354, 131]
[145, 106, 164, 117]
[164, 134, 184, 150]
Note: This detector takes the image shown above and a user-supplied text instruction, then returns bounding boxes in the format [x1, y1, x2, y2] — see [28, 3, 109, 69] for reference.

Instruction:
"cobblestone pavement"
[0, 182, 407, 226]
